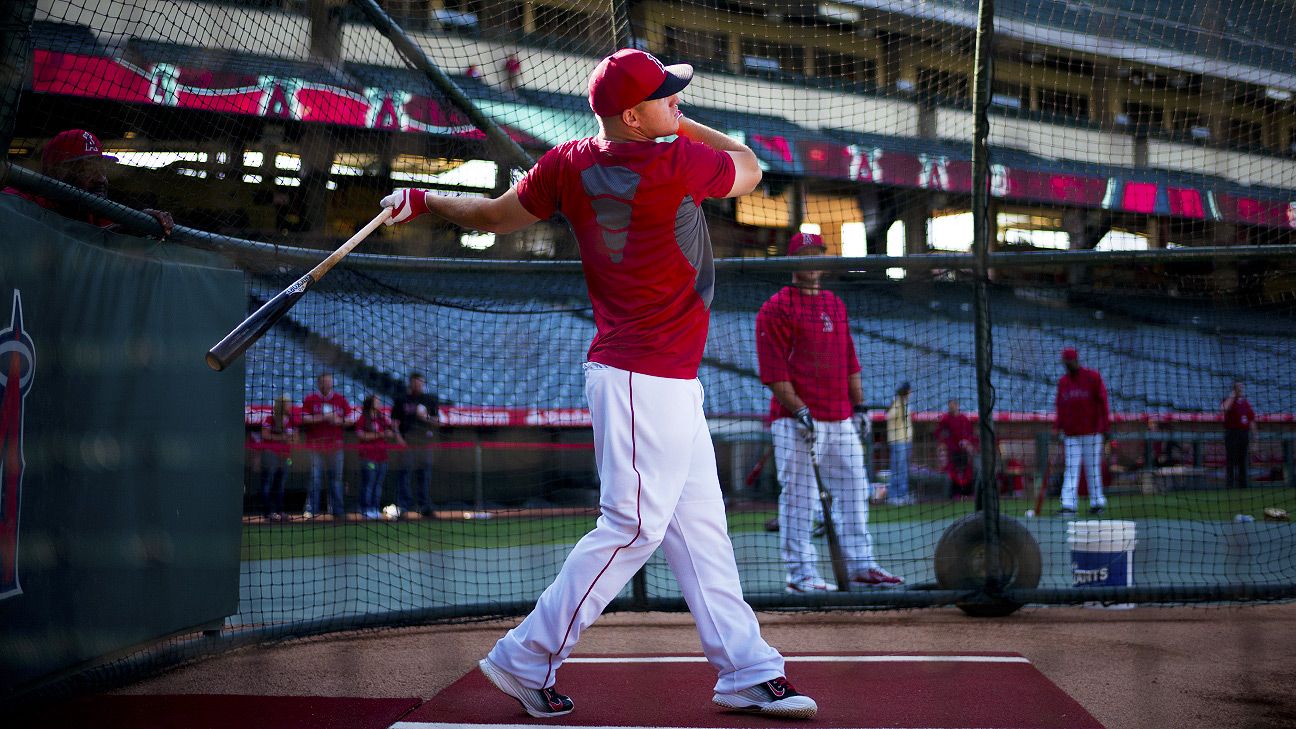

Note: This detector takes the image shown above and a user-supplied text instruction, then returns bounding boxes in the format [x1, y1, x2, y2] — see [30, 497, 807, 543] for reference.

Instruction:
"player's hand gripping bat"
[206, 208, 391, 371]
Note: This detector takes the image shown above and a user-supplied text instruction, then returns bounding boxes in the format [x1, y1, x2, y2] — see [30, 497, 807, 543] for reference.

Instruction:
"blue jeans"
[397, 443, 434, 513]
[889, 441, 911, 502]
[307, 448, 345, 516]
[360, 460, 387, 514]
[260, 450, 290, 516]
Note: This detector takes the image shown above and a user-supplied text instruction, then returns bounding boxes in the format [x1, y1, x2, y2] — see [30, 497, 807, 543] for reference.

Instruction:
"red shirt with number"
[1223, 397, 1255, 430]
[302, 390, 351, 446]
[755, 286, 860, 422]
[515, 136, 735, 379]
[1055, 368, 1110, 436]
[355, 412, 393, 462]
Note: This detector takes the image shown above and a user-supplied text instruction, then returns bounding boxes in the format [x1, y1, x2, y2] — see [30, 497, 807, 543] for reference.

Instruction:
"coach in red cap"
[757, 231, 904, 593]
[3, 129, 173, 236]
[381, 51, 816, 718]
[1054, 346, 1110, 515]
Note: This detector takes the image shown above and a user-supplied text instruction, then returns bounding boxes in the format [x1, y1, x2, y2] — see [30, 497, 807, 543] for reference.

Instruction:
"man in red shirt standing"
[381, 49, 816, 719]
[301, 372, 351, 520]
[934, 399, 977, 499]
[3, 129, 173, 235]
[1221, 381, 1257, 489]
[756, 232, 902, 593]
[1054, 347, 1110, 516]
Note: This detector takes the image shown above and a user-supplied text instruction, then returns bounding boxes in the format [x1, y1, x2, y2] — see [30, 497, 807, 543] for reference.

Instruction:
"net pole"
[969, 0, 1003, 596]
[0, 0, 37, 158]
[609, 0, 634, 50]
[350, 0, 534, 171]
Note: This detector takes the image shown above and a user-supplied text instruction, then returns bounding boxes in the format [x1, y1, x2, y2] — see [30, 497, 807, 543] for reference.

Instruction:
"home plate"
[394, 653, 1104, 729]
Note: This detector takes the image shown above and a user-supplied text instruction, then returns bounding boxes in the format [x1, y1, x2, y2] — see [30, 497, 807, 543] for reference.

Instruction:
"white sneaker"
[478, 657, 574, 718]
[785, 576, 836, 594]
[714, 677, 818, 718]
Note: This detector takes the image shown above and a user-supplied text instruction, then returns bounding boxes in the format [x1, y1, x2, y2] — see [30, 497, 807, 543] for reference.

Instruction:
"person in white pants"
[381, 48, 817, 720]
[1054, 347, 1111, 516]
[757, 233, 903, 593]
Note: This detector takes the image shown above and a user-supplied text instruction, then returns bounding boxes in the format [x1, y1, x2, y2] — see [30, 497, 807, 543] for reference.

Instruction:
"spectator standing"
[301, 372, 351, 520]
[356, 394, 396, 519]
[501, 53, 522, 96]
[3, 129, 173, 235]
[259, 394, 296, 521]
[885, 382, 913, 505]
[756, 232, 903, 593]
[934, 398, 978, 499]
[380, 48, 818, 719]
[392, 372, 439, 517]
[1054, 347, 1110, 515]
[1221, 381, 1257, 489]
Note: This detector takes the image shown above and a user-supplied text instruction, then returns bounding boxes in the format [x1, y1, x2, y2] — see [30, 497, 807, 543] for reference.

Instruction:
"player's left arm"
[382, 187, 540, 234]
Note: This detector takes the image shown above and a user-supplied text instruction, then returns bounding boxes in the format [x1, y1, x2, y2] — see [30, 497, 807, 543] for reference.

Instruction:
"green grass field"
[240, 486, 1293, 561]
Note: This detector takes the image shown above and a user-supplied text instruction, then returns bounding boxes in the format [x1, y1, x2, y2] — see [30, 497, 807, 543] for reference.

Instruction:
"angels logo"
[1, 290, 35, 600]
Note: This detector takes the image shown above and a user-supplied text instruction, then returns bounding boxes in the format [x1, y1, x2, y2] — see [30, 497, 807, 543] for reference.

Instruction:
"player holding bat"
[382, 49, 817, 720]
[755, 233, 903, 594]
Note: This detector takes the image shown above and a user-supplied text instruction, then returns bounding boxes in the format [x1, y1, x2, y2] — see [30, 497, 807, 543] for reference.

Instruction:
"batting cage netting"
[2, 0, 1295, 704]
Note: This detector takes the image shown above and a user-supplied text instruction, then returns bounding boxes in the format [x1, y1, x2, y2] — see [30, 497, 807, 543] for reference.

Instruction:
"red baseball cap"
[588, 49, 693, 117]
[1061, 347, 1079, 361]
[42, 129, 117, 168]
[788, 232, 826, 256]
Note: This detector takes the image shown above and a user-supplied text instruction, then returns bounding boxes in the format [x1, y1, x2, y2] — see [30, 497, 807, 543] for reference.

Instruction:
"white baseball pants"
[1061, 433, 1106, 510]
[487, 364, 784, 692]
[772, 418, 876, 583]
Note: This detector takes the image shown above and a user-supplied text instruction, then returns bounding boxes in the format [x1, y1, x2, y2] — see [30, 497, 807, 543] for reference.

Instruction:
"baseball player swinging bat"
[205, 208, 391, 371]
[809, 441, 850, 592]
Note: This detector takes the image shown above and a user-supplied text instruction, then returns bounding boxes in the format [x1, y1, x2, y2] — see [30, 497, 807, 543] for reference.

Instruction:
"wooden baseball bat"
[810, 446, 850, 592]
[205, 208, 392, 371]
[744, 443, 775, 486]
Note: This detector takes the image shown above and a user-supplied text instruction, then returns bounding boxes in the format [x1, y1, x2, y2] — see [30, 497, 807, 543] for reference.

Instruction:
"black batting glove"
[794, 406, 815, 441]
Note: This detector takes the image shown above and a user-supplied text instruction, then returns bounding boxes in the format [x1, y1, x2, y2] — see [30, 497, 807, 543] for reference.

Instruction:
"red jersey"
[302, 390, 351, 445]
[515, 136, 736, 379]
[260, 414, 296, 456]
[755, 286, 861, 422]
[3, 186, 116, 227]
[355, 412, 393, 462]
[1054, 368, 1110, 436]
[1223, 397, 1255, 430]
[935, 412, 977, 450]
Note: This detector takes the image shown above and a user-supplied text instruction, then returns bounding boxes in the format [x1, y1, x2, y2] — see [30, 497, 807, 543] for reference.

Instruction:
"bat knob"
[205, 351, 225, 371]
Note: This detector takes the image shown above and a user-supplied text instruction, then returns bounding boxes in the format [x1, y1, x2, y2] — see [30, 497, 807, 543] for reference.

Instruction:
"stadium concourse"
[25, 605, 1296, 729]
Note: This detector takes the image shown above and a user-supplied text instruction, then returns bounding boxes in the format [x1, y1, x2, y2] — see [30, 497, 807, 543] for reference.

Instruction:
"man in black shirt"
[392, 372, 439, 517]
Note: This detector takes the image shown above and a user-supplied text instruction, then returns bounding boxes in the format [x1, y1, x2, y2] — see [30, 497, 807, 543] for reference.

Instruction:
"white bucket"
[1067, 520, 1137, 609]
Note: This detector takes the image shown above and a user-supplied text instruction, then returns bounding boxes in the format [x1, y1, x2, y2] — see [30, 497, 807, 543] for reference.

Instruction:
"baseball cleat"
[1088, 504, 1106, 515]
[478, 657, 574, 718]
[1057, 507, 1078, 517]
[785, 577, 836, 594]
[713, 677, 817, 719]
[852, 567, 904, 587]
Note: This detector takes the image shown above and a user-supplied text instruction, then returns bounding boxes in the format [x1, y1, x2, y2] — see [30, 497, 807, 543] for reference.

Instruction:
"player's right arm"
[676, 117, 761, 197]
[382, 187, 539, 234]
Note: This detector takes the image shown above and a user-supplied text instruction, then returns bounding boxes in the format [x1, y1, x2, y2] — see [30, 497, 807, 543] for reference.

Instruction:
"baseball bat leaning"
[1027, 457, 1051, 518]
[206, 208, 392, 371]
[744, 444, 775, 487]
[809, 443, 850, 592]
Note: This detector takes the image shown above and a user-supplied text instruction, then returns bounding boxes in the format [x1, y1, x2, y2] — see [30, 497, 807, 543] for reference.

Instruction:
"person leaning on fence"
[885, 382, 914, 505]
[259, 394, 297, 522]
[755, 232, 903, 594]
[392, 372, 439, 518]
[2, 129, 174, 236]
[355, 393, 397, 520]
[935, 398, 978, 500]
[301, 372, 351, 520]
[1054, 347, 1110, 516]
[1221, 380, 1258, 490]
[379, 48, 819, 719]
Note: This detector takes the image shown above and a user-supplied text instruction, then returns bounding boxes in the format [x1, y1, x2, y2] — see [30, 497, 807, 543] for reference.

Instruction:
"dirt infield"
[117, 604, 1296, 729]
